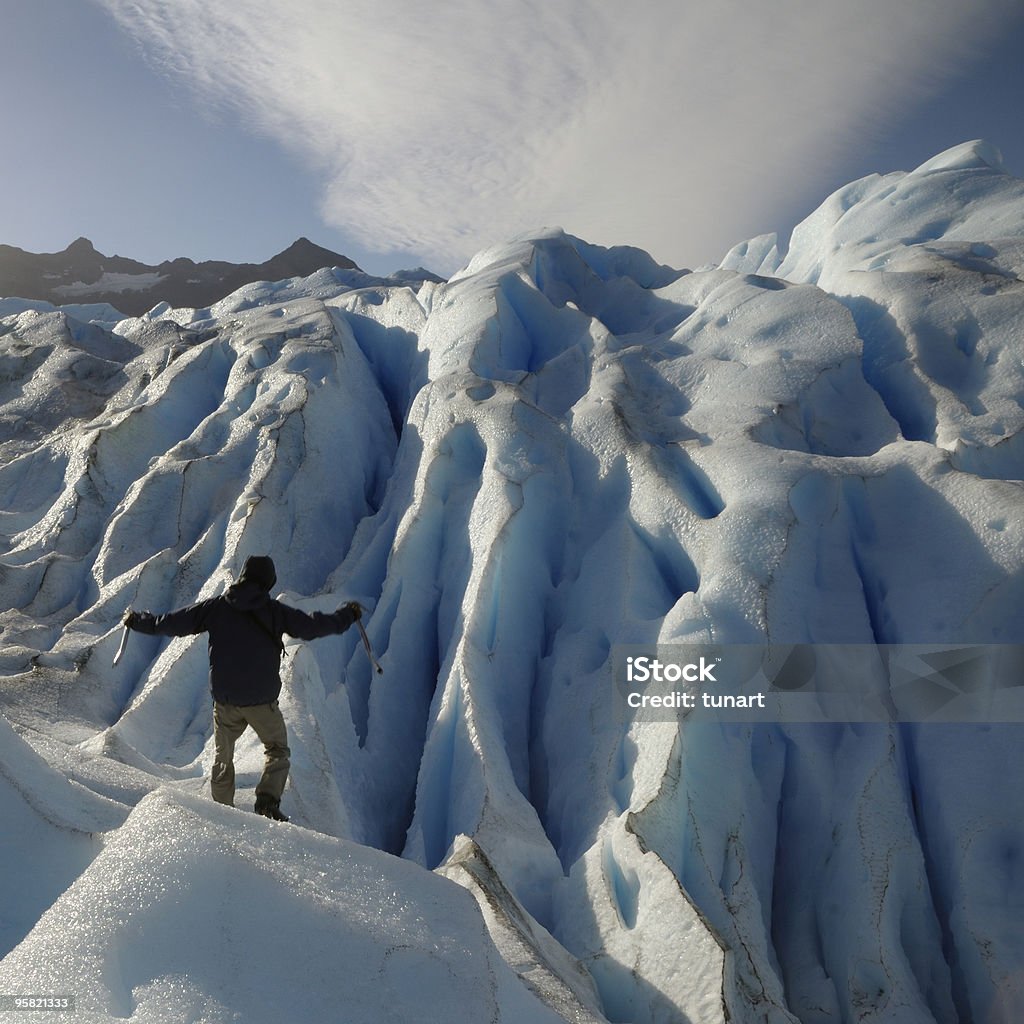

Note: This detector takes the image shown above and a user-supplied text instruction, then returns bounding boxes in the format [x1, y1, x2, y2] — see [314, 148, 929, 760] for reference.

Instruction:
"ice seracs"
[0, 140, 1022, 1022]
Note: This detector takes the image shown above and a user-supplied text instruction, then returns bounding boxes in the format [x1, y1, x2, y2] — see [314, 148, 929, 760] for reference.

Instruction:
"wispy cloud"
[96, 0, 1020, 272]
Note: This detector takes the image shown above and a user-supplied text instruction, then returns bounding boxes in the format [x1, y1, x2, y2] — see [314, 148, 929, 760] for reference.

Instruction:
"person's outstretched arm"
[277, 601, 361, 641]
[125, 601, 213, 637]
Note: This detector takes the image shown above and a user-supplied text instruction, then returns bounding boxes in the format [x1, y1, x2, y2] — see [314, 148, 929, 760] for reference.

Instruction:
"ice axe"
[355, 607, 383, 675]
[112, 624, 130, 666]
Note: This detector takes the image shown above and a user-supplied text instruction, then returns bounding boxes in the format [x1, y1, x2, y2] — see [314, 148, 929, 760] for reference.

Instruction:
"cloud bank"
[96, 0, 1020, 272]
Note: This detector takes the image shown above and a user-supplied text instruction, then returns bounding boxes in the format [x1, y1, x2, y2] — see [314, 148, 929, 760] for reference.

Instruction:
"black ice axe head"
[356, 616, 383, 675]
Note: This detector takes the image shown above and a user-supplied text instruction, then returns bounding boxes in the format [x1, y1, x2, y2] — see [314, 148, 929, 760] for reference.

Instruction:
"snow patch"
[52, 271, 168, 297]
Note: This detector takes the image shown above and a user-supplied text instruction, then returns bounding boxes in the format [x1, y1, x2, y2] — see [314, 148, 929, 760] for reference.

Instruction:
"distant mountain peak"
[66, 236, 97, 254]
[261, 238, 358, 279]
[281, 237, 337, 259]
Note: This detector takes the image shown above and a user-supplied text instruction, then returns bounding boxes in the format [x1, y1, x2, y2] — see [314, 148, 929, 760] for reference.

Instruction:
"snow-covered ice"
[0, 787, 566, 1024]
[1, 140, 1023, 1022]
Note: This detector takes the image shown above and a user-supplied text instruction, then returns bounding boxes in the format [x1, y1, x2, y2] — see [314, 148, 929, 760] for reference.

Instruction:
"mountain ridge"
[0, 235, 362, 317]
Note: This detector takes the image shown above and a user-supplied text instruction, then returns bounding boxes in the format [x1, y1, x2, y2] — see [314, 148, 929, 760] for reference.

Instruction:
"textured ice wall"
[1, 142, 1023, 1022]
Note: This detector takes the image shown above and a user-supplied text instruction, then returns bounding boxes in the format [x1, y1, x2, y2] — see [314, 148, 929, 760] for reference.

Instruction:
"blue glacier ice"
[1, 141, 1022, 1023]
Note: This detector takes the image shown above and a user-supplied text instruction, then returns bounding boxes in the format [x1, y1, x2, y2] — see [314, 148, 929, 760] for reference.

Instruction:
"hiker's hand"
[122, 608, 139, 630]
[341, 601, 362, 620]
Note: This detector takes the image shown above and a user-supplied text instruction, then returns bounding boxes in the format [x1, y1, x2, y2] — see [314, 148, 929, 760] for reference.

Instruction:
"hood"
[225, 555, 277, 611]
[238, 555, 277, 590]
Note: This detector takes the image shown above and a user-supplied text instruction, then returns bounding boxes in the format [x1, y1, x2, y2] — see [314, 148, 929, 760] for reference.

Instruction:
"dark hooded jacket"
[128, 556, 358, 706]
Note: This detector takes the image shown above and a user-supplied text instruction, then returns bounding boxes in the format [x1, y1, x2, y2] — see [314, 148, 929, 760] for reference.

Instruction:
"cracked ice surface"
[1, 141, 1023, 1022]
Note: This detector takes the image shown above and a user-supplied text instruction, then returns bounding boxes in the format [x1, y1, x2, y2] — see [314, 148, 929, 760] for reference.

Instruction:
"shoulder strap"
[245, 609, 286, 659]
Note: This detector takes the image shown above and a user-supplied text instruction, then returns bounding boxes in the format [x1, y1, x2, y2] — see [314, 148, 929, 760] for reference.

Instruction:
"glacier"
[0, 139, 1022, 1023]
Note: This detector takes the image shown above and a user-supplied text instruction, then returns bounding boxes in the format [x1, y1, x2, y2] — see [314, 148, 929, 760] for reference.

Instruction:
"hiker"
[123, 555, 361, 821]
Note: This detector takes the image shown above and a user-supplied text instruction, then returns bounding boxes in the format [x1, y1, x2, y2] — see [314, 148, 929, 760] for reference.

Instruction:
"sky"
[2, 0, 1023, 278]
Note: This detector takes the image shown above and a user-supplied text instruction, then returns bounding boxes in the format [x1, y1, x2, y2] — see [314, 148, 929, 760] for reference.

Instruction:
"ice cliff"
[1, 140, 1022, 1023]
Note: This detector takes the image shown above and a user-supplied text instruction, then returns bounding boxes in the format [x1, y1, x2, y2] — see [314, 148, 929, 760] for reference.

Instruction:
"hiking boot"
[254, 794, 289, 822]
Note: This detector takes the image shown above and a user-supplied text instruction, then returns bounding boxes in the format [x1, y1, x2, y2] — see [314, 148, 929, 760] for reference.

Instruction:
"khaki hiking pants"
[211, 699, 290, 806]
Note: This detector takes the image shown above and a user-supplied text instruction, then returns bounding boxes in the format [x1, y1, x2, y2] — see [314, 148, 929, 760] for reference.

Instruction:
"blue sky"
[3, 0, 1023, 277]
